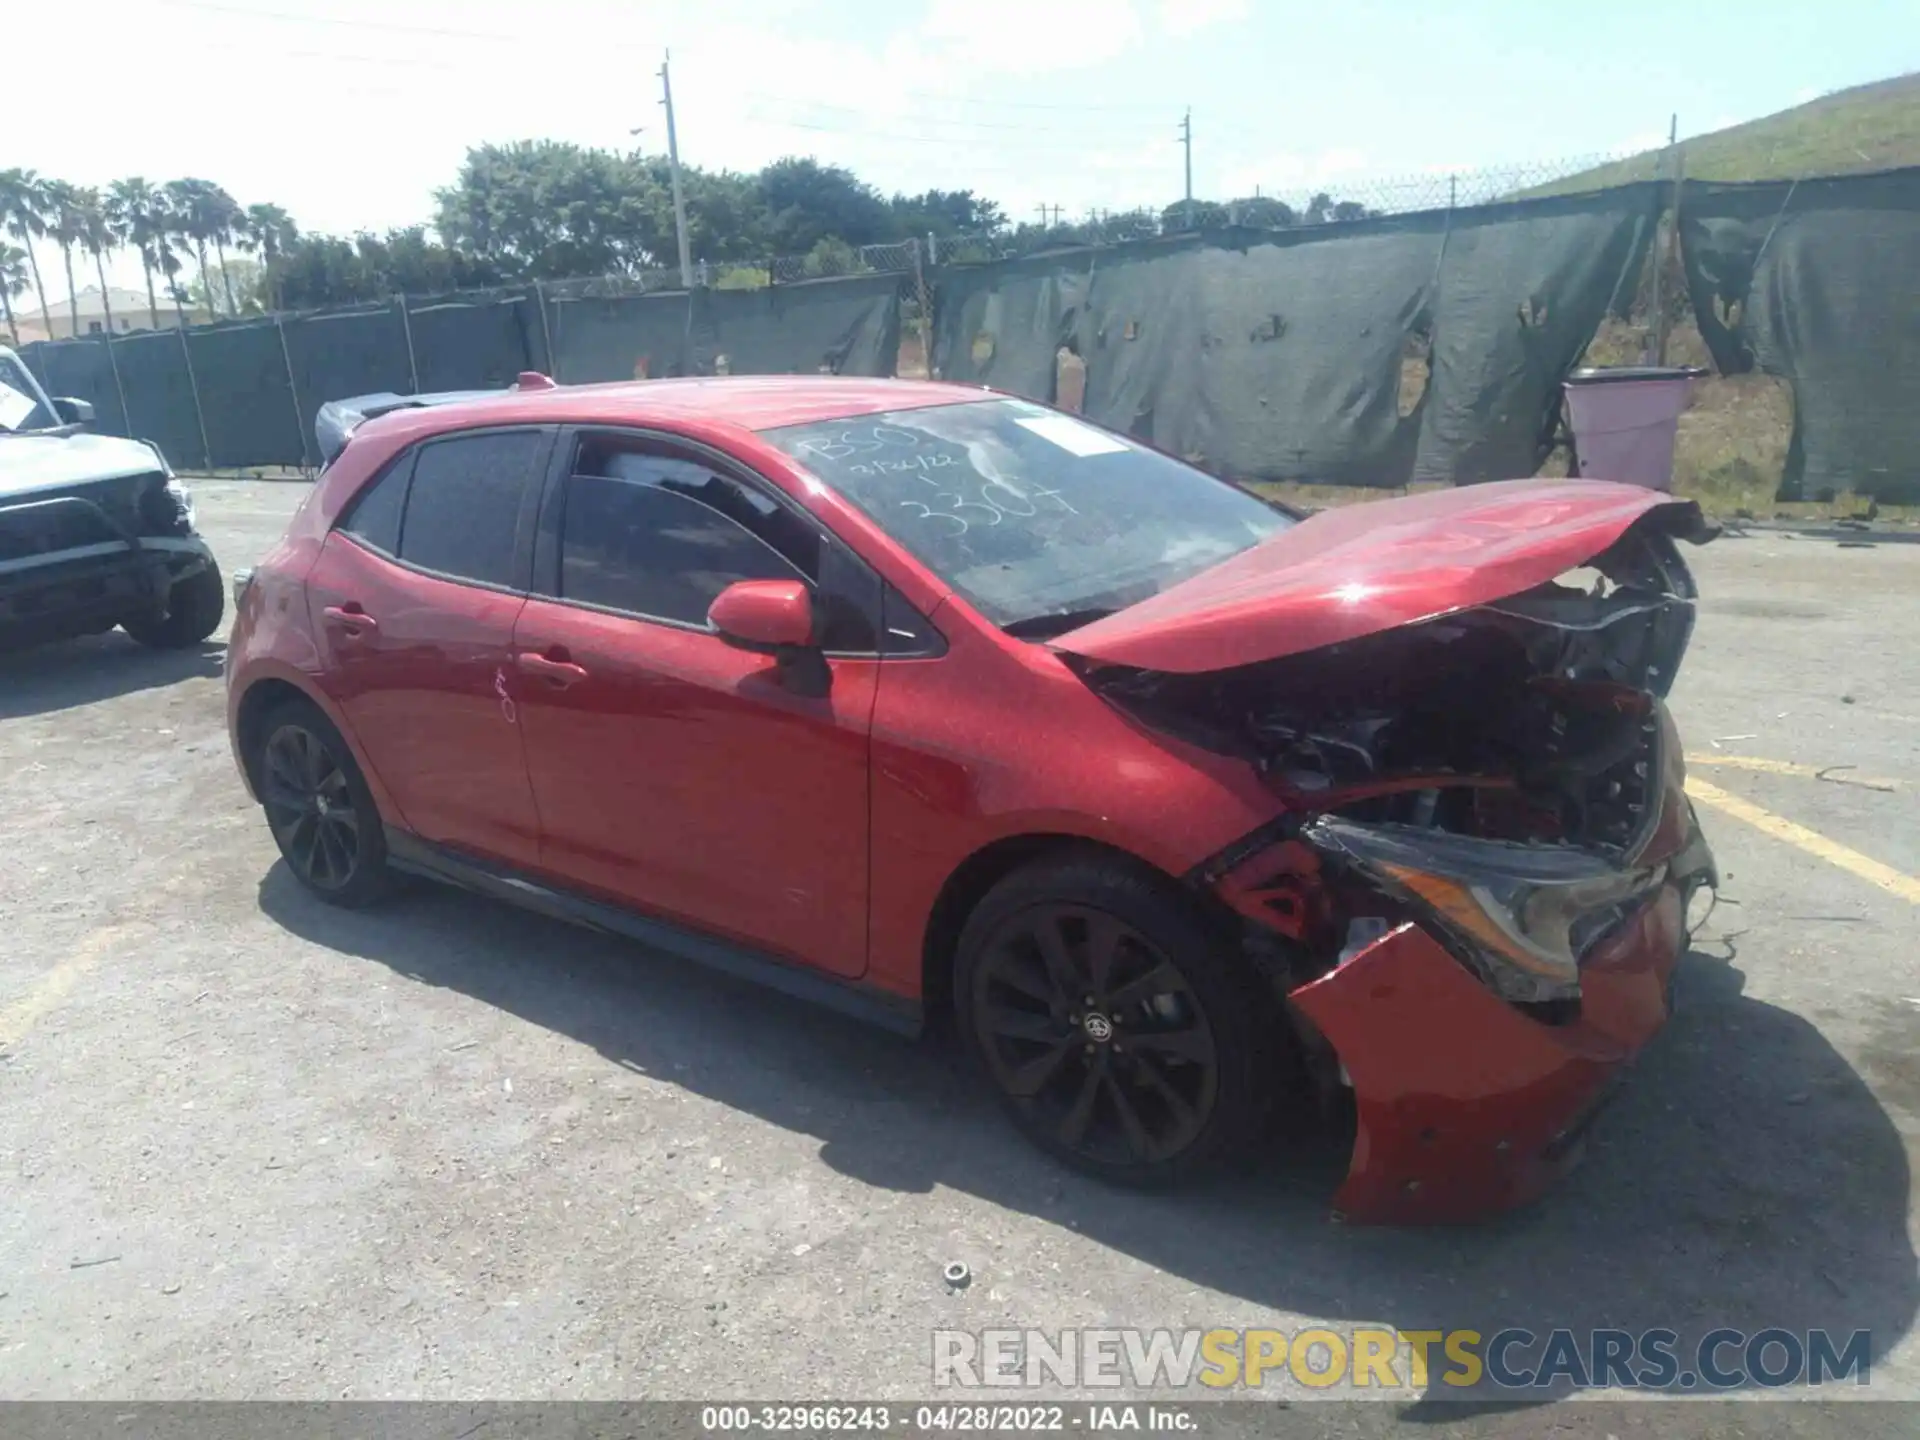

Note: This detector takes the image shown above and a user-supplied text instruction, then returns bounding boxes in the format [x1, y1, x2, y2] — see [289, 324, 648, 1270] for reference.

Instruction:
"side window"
[562, 472, 803, 626]
[339, 452, 413, 556]
[398, 431, 543, 588]
[560, 439, 877, 649]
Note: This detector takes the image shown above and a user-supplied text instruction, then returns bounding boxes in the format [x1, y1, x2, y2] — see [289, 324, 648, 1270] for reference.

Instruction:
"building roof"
[50, 285, 155, 317]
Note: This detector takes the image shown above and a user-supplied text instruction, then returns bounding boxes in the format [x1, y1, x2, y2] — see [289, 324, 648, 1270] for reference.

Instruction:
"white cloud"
[1220, 148, 1370, 198]
[914, 0, 1145, 75]
[1158, 0, 1251, 37]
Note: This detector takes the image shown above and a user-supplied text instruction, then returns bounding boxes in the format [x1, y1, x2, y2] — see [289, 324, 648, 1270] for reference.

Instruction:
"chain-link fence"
[396, 151, 1673, 306]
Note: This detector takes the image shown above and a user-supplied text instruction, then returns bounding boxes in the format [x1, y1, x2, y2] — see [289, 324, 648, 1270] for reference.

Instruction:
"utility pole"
[1179, 107, 1193, 230]
[1649, 112, 1681, 365]
[660, 50, 694, 288]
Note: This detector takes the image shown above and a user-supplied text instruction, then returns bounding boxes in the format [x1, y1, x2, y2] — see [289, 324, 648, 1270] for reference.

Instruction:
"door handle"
[516, 650, 589, 687]
[322, 603, 378, 635]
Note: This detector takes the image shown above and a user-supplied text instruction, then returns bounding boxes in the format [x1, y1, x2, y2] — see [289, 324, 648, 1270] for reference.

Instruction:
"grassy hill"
[1537, 71, 1920, 193]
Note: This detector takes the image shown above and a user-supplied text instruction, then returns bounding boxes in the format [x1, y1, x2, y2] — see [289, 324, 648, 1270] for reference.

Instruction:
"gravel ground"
[1, 482, 1916, 1419]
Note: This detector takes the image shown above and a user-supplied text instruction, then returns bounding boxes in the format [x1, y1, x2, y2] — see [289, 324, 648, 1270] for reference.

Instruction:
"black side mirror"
[51, 397, 95, 427]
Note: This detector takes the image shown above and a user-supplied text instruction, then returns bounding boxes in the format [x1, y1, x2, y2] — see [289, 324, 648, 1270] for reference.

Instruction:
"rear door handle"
[516, 650, 589, 687]
[322, 603, 378, 635]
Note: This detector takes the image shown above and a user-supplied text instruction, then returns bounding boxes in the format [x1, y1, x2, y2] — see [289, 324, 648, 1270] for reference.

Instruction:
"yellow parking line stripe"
[1688, 753, 1904, 791]
[1687, 777, 1920, 906]
[0, 921, 145, 1048]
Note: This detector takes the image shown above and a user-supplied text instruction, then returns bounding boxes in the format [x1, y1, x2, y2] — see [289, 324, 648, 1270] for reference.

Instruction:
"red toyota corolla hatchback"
[226, 374, 1717, 1223]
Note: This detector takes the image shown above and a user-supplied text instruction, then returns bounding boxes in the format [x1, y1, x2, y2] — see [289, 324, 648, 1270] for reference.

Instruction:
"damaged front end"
[1084, 506, 1719, 1223]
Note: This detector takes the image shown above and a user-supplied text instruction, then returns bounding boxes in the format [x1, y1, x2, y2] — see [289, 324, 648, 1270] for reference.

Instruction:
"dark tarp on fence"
[549, 292, 695, 383]
[1072, 227, 1434, 487]
[113, 330, 208, 469]
[18, 337, 128, 438]
[931, 250, 1091, 402]
[552, 274, 902, 385]
[407, 292, 546, 392]
[283, 306, 413, 464]
[935, 184, 1658, 488]
[186, 321, 304, 469]
[1680, 167, 1920, 502]
[700, 273, 902, 379]
[1410, 183, 1660, 484]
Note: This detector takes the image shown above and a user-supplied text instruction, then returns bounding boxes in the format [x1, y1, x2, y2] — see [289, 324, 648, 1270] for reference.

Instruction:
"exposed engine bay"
[1084, 513, 1717, 1009]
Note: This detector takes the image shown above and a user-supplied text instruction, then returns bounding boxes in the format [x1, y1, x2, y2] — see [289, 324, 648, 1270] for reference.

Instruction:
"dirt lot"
[2, 481, 1917, 1414]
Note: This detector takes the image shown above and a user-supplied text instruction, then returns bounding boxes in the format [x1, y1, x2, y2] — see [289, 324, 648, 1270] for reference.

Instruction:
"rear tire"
[954, 852, 1282, 1186]
[122, 561, 225, 649]
[252, 697, 392, 908]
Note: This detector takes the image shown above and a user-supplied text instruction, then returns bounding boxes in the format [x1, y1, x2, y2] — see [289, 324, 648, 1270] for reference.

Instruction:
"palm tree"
[0, 168, 55, 340]
[43, 180, 87, 336]
[1, 242, 27, 348]
[74, 188, 122, 339]
[107, 177, 167, 328]
[241, 202, 299, 312]
[204, 184, 244, 315]
[161, 180, 209, 323]
[164, 179, 245, 317]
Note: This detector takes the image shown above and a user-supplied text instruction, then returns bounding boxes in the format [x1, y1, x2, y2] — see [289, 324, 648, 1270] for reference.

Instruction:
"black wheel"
[122, 561, 224, 649]
[954, 853, 1280, 1185]
[254, 700, 390, 907]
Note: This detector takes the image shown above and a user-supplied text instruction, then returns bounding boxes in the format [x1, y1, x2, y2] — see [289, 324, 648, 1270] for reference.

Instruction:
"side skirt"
[384, 832, 924, 1038]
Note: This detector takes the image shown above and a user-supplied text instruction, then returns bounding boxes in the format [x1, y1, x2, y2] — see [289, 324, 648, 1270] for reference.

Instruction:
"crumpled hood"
[1052, 479, 1707, 674]
[0, 433, 167, 501]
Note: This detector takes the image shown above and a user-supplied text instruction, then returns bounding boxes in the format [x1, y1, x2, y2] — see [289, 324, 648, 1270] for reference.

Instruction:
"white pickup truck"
[0, 346, 222, 653]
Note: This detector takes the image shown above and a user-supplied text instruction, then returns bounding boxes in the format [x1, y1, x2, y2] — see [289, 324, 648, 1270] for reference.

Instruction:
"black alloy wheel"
[970, 901, 1223, 1169]
[261, 720, 365, 895]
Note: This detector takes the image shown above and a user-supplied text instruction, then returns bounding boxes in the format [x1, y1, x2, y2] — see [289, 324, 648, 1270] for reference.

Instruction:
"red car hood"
[1051, 479, 1705, 674]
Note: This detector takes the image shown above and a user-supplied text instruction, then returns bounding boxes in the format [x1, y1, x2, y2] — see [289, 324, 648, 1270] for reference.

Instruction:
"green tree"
[163, 179, 244, 315]
[108, 177, 168, 327]
[0, 241, 27, 348]
[1158, 199, 1231, 232]
[43, 180, 88, 336]
[435, 141, 671, 279]
[203, 184, 245, 314]
[756, 158, 890, 255]
[161, 180, 211, 324]
[73, 187, 123, 337]
[239, 202, 299, 310]
[888, 188, 1006, 239]
[1232, 195, 1297, 229]
[0, 169, 55, 338]
[1301, 192, 1378, 225]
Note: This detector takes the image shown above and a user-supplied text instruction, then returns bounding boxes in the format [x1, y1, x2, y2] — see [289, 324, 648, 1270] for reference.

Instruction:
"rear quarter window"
[395, 430, 544, 588]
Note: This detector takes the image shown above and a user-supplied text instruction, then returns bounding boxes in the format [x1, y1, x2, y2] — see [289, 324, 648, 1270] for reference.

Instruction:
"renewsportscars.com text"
[931, 1327, 1872, 1391]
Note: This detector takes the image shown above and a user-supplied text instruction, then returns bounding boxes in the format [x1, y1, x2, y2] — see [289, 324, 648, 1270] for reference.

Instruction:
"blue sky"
[10, 0, 1919, 298]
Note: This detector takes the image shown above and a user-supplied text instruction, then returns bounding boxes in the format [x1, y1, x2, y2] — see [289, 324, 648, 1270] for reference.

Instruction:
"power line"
[150, 2, 1174, 113]
[151, 0, 549, 45]
[745, 96, 1167, 136]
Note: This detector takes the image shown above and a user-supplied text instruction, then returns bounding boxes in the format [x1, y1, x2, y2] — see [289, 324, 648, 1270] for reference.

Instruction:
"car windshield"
[0, 352, 56, 433]
[762, 398, 1290, 633]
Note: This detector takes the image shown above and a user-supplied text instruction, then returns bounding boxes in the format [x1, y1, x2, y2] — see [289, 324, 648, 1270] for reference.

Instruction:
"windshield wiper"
[1002, 606, 1117, 640]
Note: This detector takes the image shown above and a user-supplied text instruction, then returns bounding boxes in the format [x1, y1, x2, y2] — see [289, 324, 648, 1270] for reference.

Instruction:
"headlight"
[1304, 816, 1664, 1003]
[164, 477, 196, 532]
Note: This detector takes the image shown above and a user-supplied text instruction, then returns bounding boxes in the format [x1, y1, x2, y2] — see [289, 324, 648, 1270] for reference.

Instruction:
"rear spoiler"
[314, 390, 500, 466]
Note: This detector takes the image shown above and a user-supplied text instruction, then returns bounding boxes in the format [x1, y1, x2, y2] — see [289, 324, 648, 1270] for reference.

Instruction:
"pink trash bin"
[1563, 365, 1707, 491]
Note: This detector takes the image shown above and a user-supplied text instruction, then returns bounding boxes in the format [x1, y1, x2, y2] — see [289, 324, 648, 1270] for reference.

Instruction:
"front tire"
[122, 561, 225, 649]
[253, 698, 391, 907]
[954, 853, 1281, 1186]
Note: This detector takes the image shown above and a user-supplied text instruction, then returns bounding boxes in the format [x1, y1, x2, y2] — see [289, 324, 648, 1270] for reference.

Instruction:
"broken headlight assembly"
[138, 473, 196, 536]
[1303, 815, 1665, 1005]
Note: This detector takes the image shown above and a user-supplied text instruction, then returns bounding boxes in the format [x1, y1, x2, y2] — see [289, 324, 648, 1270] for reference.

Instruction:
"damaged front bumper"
[0, 491, 215, 651]
[1232, 718, 1717, 1225]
